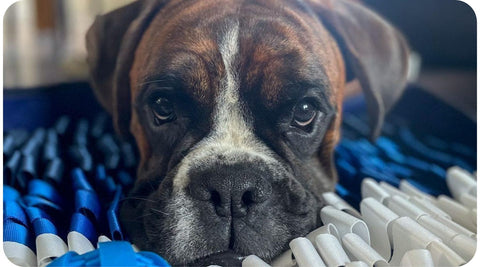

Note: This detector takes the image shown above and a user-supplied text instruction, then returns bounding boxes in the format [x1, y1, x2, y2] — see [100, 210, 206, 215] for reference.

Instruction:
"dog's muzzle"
[188, 162, 273, 218]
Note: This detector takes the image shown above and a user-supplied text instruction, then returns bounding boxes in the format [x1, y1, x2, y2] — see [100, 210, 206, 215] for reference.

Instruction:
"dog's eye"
[150, 97, 176, 125]
[292, 100, 317, 127]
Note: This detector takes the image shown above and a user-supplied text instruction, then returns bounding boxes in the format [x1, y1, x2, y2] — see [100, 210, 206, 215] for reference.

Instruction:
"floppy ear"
[306, 0, 410, 139]
[86, 0, 165, 137]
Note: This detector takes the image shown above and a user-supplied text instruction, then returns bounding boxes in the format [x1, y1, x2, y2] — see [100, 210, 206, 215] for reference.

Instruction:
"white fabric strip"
[436, 195, 476, 232]
[389, 216, 464, 266]
[289, 237, 325, 267]
[306, 223, 340, 244]
[399, 249, 434, 267]
[360, 197, 398, 260]
[344, 261, 369, 267]
[409, 196, 451, 220]
[446, 166, 477, 199]
[67, 231, 95, 255]
[459, 193, 476, 209]
[435, 214, 476, 238]
[322, 192, 361, 218]
[320, 206, 370, 245]
[426, 240, 465, 266]
[314, 233, 350, 266]
[97, 234, 111, 246]
[361, 178, 390, 204]
[341, 233, 389, 267]
[270, 249, 295, 267]
[36, 233, 69, 267]
[399, 180, 435, 202]
[3, 241, 37, 267]
[417, 215, 476, 261]
[242, 255, 271, 267]
[386, 195, 427, 221]
[379, 182, 410, 200]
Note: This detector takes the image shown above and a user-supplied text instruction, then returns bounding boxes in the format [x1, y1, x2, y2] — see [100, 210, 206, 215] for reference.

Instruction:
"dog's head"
[86, 0, 408, 264]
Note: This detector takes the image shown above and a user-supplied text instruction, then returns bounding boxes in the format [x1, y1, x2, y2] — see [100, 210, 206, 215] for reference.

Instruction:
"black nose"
[188, 163, 272, 217]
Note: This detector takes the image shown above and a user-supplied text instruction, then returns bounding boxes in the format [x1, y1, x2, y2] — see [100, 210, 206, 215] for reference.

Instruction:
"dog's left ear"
[306, 0, 410, 139]
[86, 0, 166, 137]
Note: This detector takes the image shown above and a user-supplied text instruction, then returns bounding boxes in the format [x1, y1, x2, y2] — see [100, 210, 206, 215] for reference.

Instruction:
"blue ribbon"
[116, 171, 133, 188]
[95, 165, 117, 196]
[22, 195, 63, 213]
[3, 185, 20, 202]
[4, 201, 29, 227]
[70, 212, 97, 245]
[24, 206, 58, 236]
[75, 190, 101, 223]
[3, 220, 35, 250]
[72, 168, 93, 191]
[32, 217, 58, 236]
[107, 186, 123, 240]
[28, 178, 63, 206]
[49, 241, 171, 267]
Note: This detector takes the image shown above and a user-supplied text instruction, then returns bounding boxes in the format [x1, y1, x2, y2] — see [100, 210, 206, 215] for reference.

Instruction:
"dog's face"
[86, 0, 408, 265]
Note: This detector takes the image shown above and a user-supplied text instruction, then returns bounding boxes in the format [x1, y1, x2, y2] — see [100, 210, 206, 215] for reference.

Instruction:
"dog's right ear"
[86, 0, 165, 137]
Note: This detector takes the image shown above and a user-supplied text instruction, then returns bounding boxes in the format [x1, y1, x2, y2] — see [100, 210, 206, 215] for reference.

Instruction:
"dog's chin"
[187, 250, 244, 266]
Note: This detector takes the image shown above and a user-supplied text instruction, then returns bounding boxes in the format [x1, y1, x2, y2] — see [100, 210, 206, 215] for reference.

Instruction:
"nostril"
[241, 190, 255, 207]
[210, 190, 222, 207]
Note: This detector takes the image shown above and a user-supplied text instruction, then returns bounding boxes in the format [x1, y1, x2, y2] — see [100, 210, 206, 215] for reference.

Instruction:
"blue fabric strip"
[71, 168, 94, 191]
[3, 185, 20, 202]
[4, 201, 29, 227]
[70, 212, 97, 245]
[107, 186, 123, 240]
[32, 217, 58, 236]
[28, 178, 63, 206]
[3, 220, 35, 250]
[75, 189, 101, 223]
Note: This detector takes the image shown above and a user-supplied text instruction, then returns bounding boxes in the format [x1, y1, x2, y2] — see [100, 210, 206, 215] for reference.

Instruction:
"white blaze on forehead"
[214, 21, 251, 146]
[171, 20, 276, 190]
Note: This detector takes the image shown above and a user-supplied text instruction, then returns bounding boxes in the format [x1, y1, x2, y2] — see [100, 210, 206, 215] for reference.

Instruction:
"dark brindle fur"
[86, 0, 408, 265]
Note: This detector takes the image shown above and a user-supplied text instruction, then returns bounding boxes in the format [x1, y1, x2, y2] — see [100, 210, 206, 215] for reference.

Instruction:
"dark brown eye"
[150, 97, 176, 125]
[293, 100, 317, 127]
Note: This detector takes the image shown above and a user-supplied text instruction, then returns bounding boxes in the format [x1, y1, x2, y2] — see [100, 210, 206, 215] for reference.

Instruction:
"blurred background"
[2, 0, 477, 120]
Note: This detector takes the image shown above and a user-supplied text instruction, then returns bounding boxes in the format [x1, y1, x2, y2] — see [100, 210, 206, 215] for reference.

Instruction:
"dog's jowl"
[86, 0, 409, 265]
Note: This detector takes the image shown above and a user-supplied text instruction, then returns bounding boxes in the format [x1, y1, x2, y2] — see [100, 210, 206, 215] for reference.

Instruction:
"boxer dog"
[86, 0, 408, 265]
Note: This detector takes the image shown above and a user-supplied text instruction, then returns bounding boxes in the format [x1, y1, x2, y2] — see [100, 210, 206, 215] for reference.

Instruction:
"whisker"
[150, 208, 170, 216]
[120, 196, 157, 203]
